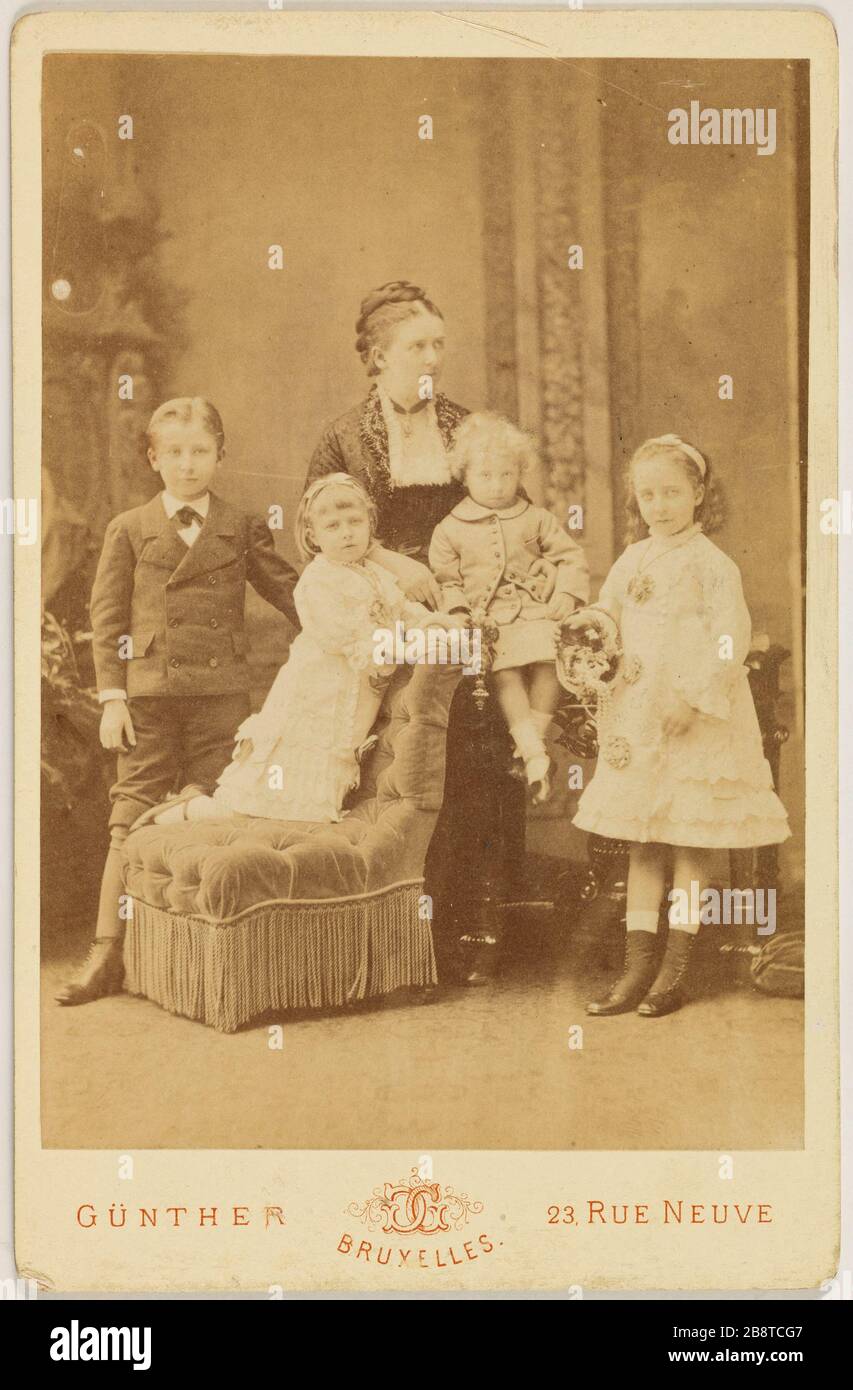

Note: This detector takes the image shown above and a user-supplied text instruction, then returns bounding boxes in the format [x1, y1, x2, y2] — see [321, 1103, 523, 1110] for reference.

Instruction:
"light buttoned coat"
[428, 496, 589, 624]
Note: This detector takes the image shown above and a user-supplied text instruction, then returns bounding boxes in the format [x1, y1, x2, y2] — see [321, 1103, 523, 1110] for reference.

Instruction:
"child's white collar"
[451, 496, 530, 521]
[161, 490, 211, 518]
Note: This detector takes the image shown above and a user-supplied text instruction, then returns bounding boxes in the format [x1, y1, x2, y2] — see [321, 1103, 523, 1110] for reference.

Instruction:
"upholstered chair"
[121, 661, 462, 1031]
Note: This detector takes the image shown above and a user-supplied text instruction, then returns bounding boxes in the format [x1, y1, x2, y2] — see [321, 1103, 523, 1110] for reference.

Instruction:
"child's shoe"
[355, 733, 379, 764]
[347, 734, 380, 794]
[586, 929, 659, 1016]
[509, 717, 553, 803]
[637, 930, 697, 1016]
[526, 752, 556, 805]
[55, 937, 125, 1006]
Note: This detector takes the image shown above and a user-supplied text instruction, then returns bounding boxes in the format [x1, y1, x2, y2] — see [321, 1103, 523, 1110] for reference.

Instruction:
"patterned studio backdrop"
[40, 53, 808, 878]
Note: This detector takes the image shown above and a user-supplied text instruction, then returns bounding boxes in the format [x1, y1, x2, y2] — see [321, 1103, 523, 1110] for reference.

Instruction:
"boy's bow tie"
[175, 506, 204, 528]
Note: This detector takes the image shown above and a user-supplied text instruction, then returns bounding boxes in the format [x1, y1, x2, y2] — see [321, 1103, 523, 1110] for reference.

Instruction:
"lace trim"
[357, 387, 467, 506]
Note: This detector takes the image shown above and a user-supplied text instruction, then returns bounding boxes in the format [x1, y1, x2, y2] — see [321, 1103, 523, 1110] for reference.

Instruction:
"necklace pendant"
[627, 572, 655, 603]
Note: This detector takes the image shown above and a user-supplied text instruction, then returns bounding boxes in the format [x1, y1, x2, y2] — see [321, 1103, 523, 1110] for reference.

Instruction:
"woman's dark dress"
[305, 386, 526, 944]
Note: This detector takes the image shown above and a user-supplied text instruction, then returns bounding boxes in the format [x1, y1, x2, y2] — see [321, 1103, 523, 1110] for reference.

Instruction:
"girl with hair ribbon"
[567, 434, 790, 1018]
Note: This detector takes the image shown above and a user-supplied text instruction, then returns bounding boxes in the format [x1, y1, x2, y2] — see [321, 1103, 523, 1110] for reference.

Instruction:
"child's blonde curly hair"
[450, 411, 539, 486]
[624, 433, 725, 543]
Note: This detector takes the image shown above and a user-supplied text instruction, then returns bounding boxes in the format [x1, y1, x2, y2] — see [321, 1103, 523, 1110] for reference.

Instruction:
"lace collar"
[357, 386, 467, 502]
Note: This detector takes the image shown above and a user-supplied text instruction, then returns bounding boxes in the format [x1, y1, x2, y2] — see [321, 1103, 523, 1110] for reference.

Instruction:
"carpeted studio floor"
[40, 900, 804, 1151]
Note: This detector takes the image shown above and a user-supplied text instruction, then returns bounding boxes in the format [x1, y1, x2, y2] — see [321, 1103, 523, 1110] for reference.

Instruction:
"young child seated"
[429, 411, 589, 801]
[135, 472, 465, 826]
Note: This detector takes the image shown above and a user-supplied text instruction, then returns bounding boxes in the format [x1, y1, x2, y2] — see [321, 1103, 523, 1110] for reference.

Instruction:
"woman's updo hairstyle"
[624, 433, 725, 542]
[355, 280, 443, 376]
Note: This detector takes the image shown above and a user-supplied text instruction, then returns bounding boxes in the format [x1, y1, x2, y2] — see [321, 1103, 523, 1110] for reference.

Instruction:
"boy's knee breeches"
[107, 692, 251, 836]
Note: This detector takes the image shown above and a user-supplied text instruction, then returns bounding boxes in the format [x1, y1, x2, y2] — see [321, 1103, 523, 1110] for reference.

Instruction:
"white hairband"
[305, 472, 369, 504]
[649, 433, 707, 479]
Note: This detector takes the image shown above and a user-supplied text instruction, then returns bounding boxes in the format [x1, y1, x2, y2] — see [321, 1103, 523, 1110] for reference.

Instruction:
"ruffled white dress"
[212, 554, 432, 823]
[573, 526, 791, 849]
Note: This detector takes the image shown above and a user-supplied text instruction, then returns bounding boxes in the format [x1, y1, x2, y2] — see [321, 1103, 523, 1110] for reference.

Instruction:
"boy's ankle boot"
[55, 937, 125, 1007]
[586, 930, 659, 1016]
[637, 929, 698, 1017]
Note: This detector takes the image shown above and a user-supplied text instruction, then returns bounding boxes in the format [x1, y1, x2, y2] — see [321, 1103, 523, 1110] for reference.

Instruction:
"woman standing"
[305, 281, 550, 980]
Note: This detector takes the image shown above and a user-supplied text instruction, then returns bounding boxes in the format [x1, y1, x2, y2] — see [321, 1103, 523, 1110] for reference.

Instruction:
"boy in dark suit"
[56, 397, 300, 1005]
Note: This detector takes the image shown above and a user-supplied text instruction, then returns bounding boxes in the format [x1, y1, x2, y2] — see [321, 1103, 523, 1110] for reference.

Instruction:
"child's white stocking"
[508, 716, 546, 764]
[530, 709, 553, 740]
[626, 908, 661, 935]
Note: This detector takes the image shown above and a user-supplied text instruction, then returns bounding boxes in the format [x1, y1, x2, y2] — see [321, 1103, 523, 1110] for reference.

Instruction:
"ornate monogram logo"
[346, 1168, 484, 1236]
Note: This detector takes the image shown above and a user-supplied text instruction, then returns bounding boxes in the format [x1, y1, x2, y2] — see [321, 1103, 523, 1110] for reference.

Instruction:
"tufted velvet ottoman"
[120, 661, 463, 1031]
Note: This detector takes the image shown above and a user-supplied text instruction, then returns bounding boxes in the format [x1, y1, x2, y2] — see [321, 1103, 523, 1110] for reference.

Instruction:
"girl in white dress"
[139, 474, 463, 825]
[570, 434, 790, 1018]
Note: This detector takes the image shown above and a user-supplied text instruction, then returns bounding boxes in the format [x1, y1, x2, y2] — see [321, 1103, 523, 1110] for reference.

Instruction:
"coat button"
[209, 657, 218, 669]
[208, 575, 217, 585]
[209, 618, 218, 628]
[170, 658, 180, 668]
[169, 617, 179, 628]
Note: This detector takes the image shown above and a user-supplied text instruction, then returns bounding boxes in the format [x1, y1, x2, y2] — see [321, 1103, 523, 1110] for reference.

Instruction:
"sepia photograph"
[12, 8, 839, 1294]
[37, 45, 809, 1153]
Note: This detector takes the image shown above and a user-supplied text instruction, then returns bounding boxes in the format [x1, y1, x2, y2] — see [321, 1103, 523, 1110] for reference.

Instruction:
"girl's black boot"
[586, 929, 659, 1016]
[637, 929, 698, 1017]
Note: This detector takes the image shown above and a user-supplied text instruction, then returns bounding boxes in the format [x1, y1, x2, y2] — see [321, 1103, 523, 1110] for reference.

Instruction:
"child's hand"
[369, 661, 398, 683]
[561, 606, 620, 640]
[547, 593, 578, 624]
[99, 699, 136, 751]
[559, 610, 589, 633]
[398, 558, 444, 609]
[661, 697, 697, 737]
[433, 611, 468, 631]
[528, 557, 557, 601]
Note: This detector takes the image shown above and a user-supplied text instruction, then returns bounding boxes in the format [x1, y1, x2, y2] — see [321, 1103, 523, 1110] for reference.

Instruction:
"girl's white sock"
[626, 908, 660, 935]
[667, 898, 702, 937]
